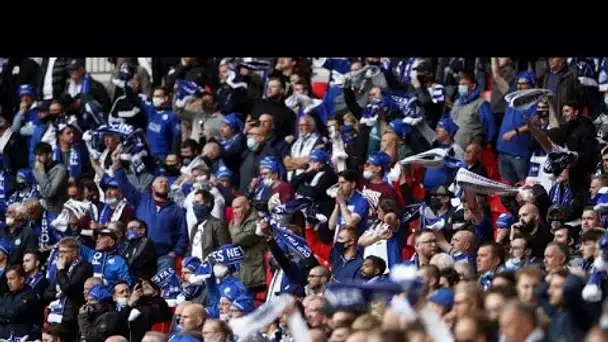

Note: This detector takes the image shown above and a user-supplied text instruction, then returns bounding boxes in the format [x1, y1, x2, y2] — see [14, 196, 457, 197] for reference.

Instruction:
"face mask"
[219, 313, 230, 322]
[107, 197, 119, 208]
[126, 229, 139, 240]
[246, 137, 257, 150]
[116, 297, 128, 307]
[165, 166, 180, 176]
[263, 178, 274, 186]
[213, 264, 229, 278]
[363, 170, 374, 180]
[5, 217, 14, 226]
[182, 157, 192, 167]
[193, 203, 211, 220]
[458, 85, 469, 97]
[429, 197, 443, 211]
[334, 241, 346, 250]
[152, 97, 165, 108]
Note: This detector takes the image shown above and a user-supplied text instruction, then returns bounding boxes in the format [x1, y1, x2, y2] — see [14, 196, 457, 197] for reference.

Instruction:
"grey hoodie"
[33, 162, 68, 214]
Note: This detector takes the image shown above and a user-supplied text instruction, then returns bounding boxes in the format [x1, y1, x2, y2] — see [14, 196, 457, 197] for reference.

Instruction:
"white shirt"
[42, 57, 58, 100]
[68, 81, 82, 97]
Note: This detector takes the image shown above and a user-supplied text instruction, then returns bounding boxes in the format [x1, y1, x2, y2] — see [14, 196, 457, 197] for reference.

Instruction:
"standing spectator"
[284, 115, 324, 181]
[464, 141, 489, 178]
[476, 242, 505, 291]
[496, 70, 537, 185]
[305, 266, 331, 296]
[251, 76, 296, 141]
[228, 196, 266, 298]
[360, 152, 396, 218]
[121, 219, 157, 280]
[111, 149, 189, 270]
[32, 142, 69, 214]
[64, 59, 111, 113]
[238, 125, 284, 194]
[54, 121, 91, 180]
[107, 57, 152, 101]
[37, 57, 73, 101]
[80, 229, 133, 287]
[328, 170, 370, 238]
[412, 60, 446, 129]
[218, 113, 246, 182]
[450, 70, 495, 149]
[0, 265, 41, 340]
[543, 57, 582, 117]
[0, 57, 39, 118]
[189, 190, 231, 260]
[0, 115, 28, 176]
[44, 237, 94, 342]
[330, 225, 364, 283]
[490, 57, 517, 126]
[165, 57, 215, 92]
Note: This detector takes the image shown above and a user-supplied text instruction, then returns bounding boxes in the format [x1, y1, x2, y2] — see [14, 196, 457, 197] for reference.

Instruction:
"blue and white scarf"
[37, 211, 55, 249]
[549, 182, 573, 208]
[46, 247, 59, 283]
[91, 250, 108, 281]
[395, 58, 417, 86]
[47, 258, 81, 324]
[0, 171, 6, 206]
[209, 244, 245, 267]
[95, 123, 149, 175]
[27, 270, 44, 289]
[97, 199, 128, 225]
[81, 73, 91, 95]
[8, 187, 38, 206]
[53, 145, 83, 179]
[152, 267, 182, 301]
[220, 133, 242, 151]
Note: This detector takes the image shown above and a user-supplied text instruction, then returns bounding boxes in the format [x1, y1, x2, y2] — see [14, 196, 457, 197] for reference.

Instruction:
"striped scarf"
[53, 145, 82, 179]
[549, 182, 573, 208]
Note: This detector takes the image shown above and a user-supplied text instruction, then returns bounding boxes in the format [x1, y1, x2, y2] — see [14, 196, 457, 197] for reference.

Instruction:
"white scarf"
[190, 220, 207, 260]
[0, 127, 13, 154]
[41, 124, 57, 150]
[288, 133, 319, 181]
[362, 221, 389, 273]
[266, 268, 284, 303]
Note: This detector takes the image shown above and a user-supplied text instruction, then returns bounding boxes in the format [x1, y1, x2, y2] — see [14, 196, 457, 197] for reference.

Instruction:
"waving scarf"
[53, 145, 83, 179]
[265, 216, 313, 260]
[219, 133, 242, 151]
[208, 244, 245, 266]
[549, 182, 573, 208]
[97, 199, 128, 225]
[152, 267, 182, 304]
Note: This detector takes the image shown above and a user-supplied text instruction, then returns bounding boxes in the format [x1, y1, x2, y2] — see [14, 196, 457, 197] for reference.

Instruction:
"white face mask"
[5, 217, 14, 226]
[116, 297, 128, 307]
[363, 170, 374, 180]
[262, 178, 274, 186]
[152, 97, 165, 108]
[213, 264, 229, 278]
[107, 197, 119, 208]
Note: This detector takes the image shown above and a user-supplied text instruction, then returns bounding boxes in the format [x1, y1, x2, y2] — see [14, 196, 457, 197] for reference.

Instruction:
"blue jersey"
[145, 104, 181, 157]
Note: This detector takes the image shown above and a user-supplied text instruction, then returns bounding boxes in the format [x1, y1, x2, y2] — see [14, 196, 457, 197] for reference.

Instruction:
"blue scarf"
[46, 247, 59, 283]
[180, 283, 201, 300]
[152, 267, 182, 300]
[220, 133, 241, 150]
[268, 218, 313, 260]
[395, 58, 416, 86]
[209, 244, 245, 267]
[0, 171, 6, 206]
[8, 187, 38, 206]
[549, 182, 573, 208]
[48, 258, 81, 323]
[53, 145, 83, 179]
[478, 270, 495, 291]
[91, 250, 109, 281]
[81, 73, 91, 95]
[27, 270, 44, 289]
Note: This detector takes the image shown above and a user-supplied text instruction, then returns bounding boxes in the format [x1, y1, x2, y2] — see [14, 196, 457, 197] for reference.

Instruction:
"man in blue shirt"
[496, 71, 537, 185]
[330, 225, 363, 283]
[329, 170, 369, 239]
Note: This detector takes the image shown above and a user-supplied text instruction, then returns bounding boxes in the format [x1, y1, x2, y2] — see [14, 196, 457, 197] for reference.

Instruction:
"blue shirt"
[144, 105, 181, 157]
[497, 102, 536, 158]
[330, 245, 364, 283]
[336, 191, 370, 237]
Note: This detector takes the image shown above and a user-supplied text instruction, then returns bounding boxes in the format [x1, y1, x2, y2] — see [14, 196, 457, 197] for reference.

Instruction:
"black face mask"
[181, 156, 193, 167]
[429, 197, 443, 212]
[164, 166, 180, 176]
[40, 115, 56, 124]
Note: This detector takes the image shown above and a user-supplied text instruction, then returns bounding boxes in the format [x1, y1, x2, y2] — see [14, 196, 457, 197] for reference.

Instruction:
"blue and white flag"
[208, 244, 245, 267]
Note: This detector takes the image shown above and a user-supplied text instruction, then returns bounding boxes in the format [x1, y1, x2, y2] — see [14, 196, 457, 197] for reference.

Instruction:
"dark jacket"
[251, 98, 297, 140]
[189, 216, 232, 260]
[216, 83, 249, 115]
[290, 166, 338, 221]
[122, 236, 158, 280]
[36, 57, 72, 100]
[543, 67, 582, 117]
[535, 274, 593, 342]
[42, 261, 94, 323]
[238, 136, 289, 194]
[1, 128, 28, 176]
[121, 296, 173, 342]
[164, 61, 216, 92]
[229, 209, 267, 289]
[551, 115, 598, 196]
[0, 285, 41, 340]
[77, 303, 127, 342]
[67, 77, 111, 114]
[0, 223, 38, 266]
[0, 58, 39, 120]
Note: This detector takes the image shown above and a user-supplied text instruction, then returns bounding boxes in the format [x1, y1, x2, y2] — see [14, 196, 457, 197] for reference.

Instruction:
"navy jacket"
[0, 285, 41, 340]
[114, 168, 189, 257]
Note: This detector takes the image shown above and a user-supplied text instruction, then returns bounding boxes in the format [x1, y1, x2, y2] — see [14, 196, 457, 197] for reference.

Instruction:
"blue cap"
[260, 156, 280, 174]
[182, 256, 202, 273]
[16, 169, 35, 185]
[101, 174, 120, 189]
[309, 149, 329, 164]
[388, 119, 412, 139]
[437, 116, 459, 138]
[496, 213, 516, 229]
[230, 295, 256, 314]
[18, 84, 34, 97]
[516, 70, 536, 87]
[88, 284, 112, 302]
[366, 151, 391, 169]
[428, 288, 454, 311]
[215, 165, 232, 180]
[222, 113, 244, 132]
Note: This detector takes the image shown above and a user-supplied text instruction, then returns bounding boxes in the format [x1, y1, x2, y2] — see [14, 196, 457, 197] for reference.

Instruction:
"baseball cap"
[66, 58, 85, 70]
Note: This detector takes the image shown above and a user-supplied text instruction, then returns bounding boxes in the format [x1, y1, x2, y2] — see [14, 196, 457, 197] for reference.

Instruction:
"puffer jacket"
[229, 209, 267, 288]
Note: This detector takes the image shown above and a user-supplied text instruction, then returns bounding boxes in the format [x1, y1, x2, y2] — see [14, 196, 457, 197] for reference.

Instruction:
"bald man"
[515, 204, 552, 259]
[181, 304, 207, 334]
[142, 331, 167, 342]
[105, 336, 128, 342]
[306, 266, 331, 296]
[111, 146, 189, 270]
[169, 301, 192, 335]
[436, 229, 476, 265]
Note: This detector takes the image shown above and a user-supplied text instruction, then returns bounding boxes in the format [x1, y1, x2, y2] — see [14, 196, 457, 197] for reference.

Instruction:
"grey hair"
[299, 114, 316, 131]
